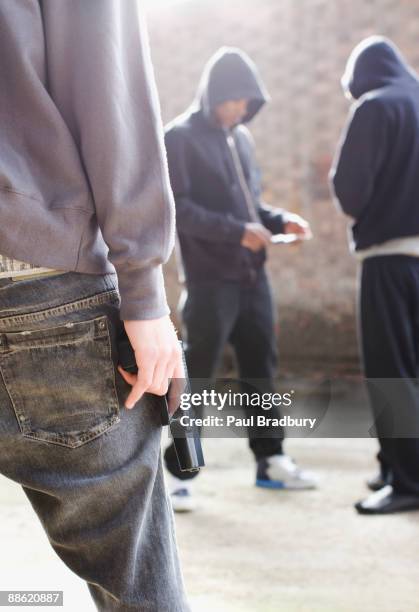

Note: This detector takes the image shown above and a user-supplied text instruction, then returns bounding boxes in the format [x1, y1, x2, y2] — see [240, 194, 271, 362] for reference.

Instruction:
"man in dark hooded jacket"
[331, 36, 419, 515]
[164, 47, 316, 511]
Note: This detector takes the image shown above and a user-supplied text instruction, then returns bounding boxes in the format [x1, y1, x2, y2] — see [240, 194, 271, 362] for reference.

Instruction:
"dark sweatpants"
[360, 255, 419, 495]
[164, 269, 284, 480]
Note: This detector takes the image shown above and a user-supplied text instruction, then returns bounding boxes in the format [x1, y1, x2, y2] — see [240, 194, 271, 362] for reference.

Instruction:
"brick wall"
[146, 0, 419, 374]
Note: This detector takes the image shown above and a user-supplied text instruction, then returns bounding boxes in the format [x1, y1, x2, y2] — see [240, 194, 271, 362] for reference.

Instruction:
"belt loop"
[0, 333, 7, 352]
[0, 277, 14, 288]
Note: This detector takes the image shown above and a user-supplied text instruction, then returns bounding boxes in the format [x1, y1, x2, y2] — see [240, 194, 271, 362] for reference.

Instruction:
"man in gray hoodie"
[0, 1, 189, 610]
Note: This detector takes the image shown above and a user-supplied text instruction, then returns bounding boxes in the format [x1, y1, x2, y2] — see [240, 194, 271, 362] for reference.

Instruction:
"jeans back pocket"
[0, 315, 120, 448]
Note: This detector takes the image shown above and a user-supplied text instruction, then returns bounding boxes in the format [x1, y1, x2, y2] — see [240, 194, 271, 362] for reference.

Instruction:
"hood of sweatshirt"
[341, 36, 418, 99]
[194, 47, 270, 124]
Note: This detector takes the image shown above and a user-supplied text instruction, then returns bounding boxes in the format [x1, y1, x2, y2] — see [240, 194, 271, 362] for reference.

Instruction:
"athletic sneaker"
[166, 474, 196, 513]
[256, 454, 318, 490]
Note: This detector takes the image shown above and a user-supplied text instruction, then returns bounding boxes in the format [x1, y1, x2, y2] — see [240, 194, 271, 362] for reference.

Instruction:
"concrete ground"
[0, 436, 418, 612]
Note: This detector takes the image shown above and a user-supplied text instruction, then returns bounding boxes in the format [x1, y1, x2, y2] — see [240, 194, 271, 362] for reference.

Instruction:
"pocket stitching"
[0, 316, 120, 448]
[0, 290, 120, 329]
[23, 414, 120, 449]
[0, 361, 28, 434]
[3, 329, 109, 354]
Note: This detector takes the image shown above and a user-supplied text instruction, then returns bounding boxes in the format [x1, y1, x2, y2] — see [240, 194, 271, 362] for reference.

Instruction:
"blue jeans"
[0, 272, 189, 611]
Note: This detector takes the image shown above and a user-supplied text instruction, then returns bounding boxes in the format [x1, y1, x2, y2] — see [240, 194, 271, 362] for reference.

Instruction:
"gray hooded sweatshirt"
[0, 0, 175, 320]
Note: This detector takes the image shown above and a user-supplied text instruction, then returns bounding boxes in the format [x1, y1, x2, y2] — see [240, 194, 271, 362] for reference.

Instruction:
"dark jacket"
[165, 47, 285, 284]
[330, 36, 419, 251]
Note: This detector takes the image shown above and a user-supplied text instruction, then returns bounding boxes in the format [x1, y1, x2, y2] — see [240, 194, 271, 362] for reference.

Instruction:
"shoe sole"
[355, 501, 419, 515]
[256, 479, 317, 490]
[172, 505, 195, 513]
[171, 500, 196, 513]
[256, 479, 285, 490]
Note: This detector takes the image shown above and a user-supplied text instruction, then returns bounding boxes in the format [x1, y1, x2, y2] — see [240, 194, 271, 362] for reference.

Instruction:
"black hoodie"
[165, 47, 285, 284]
[330, 36, 419, 251]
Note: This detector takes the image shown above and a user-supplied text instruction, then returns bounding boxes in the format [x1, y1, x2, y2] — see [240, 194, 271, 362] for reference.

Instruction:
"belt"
[0, 270, 65, 282]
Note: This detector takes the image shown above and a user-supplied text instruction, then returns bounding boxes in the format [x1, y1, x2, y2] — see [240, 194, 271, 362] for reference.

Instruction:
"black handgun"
[117, 332, 204, 473]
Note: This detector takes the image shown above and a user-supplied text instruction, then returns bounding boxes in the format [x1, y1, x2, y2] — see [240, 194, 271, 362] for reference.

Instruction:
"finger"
[148, 351, 171, 396]
[125, 355, 157, 409]
[289, 223, 303, 236]
[125, 378, 149, 409]
[118, 366, 140, 410]
[148, 340, 182, 397]
[167, 355, 187, 416]
[297, 226, 312, 239]
[243, 238, 259, 252]
[117, 366, 137, 387]
[295, 216, 309, 228]
[259, 234, 272, 247]
[254, 227, 271, 239]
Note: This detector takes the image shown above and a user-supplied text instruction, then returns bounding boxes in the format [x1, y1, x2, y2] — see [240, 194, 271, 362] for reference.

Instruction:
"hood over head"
[195, 47, 270, 123]
[342, 36, 418, 99]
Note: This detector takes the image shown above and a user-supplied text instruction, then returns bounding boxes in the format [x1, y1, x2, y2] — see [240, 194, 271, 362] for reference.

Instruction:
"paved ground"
[0, 436, 418, 612]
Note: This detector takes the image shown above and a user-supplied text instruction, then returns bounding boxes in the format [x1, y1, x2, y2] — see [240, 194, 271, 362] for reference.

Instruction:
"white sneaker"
[166, 474, 196, 513]
[256, 454, 318, 490]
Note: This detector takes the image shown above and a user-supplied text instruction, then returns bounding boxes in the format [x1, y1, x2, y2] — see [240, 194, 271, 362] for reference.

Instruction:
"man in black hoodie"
[165, 47, 316, 511]
[331, 36, 419, 515]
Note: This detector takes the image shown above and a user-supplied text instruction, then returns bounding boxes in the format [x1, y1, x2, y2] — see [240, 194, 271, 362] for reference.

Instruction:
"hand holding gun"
[117, 332, 205, 473]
